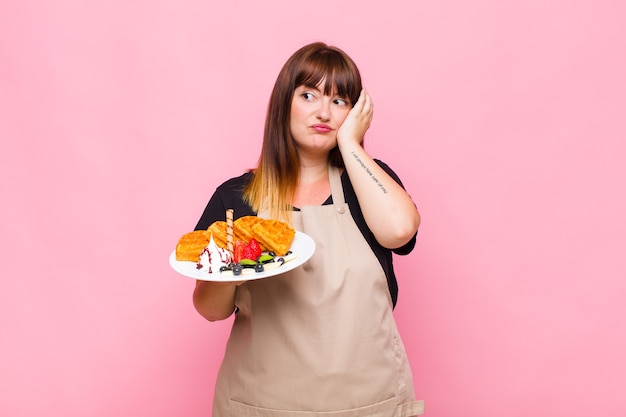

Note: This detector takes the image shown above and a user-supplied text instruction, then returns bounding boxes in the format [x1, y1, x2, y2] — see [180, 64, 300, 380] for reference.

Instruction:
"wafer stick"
[226, 209, 234, 254]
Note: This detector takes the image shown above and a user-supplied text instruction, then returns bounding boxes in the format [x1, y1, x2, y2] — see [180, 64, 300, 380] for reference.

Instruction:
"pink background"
[1, 1, 625, 416]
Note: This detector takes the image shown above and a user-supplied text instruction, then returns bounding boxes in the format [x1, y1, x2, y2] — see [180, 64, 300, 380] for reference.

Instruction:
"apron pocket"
[228, 396, 397, 417]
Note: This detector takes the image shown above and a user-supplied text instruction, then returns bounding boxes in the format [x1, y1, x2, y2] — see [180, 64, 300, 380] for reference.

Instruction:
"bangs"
[295, 49, 361, 104]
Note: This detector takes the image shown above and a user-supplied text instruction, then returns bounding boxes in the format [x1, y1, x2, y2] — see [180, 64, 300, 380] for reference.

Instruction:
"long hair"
[244, 42, 363, 221]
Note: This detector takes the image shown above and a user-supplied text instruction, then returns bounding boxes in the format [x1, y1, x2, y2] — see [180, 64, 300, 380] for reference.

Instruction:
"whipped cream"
[197, 235, 233, 273]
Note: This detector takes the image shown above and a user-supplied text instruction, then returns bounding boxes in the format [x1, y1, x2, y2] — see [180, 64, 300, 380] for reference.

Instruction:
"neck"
[293, 159, 332, 207]
[298, 158, 329, 184]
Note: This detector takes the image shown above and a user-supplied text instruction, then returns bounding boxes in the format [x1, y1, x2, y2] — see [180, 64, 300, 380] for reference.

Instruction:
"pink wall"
[2, 1, 625, 416]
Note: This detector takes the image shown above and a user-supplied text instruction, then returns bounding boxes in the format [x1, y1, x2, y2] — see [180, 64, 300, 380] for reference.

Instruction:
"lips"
[311, 124, 332, 133]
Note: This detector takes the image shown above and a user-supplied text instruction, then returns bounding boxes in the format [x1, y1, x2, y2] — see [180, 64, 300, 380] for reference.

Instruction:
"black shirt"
[194, 159, 416, 308]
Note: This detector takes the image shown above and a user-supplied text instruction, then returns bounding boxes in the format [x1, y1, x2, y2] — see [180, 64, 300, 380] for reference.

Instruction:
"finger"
[356, 90, 369, 116]
[363, 90, 373, 114]
[357, 90, 372, 120]
[353, 89, 365, 110]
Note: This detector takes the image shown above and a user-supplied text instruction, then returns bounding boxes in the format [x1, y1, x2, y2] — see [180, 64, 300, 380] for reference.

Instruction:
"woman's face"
[289, 82, 351, 158]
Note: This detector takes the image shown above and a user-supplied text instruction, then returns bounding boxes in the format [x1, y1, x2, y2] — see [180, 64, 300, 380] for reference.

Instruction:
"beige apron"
[212, 166, 424, 417]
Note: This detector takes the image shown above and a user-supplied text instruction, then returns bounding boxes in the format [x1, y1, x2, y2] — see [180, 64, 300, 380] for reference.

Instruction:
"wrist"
[337, 136, 362, 153]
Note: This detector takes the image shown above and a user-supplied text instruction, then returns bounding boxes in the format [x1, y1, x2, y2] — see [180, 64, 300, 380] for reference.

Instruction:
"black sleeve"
[374, 159, 418, 255]
[343, 159, 417, 255]
[194, 173, 256, 230]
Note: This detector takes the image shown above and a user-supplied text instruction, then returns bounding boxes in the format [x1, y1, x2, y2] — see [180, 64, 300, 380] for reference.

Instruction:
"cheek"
[336, 109, 351, 124]
[289, 105, 306, 137]
[290, 103, 306, 124]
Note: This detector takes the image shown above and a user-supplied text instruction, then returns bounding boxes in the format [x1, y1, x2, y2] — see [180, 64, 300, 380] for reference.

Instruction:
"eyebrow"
[300, 84, 346, 98]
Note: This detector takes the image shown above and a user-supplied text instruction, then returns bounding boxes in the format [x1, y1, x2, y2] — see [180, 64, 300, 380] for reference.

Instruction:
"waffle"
[207, 221, 231, 249]
[234, 216, 264, 247]
[175, 230, 211, 262]
[252, 219, 296, 256]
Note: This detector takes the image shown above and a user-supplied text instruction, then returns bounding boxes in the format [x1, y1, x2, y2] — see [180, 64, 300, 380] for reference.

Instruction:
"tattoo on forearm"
[351, 151, 388, 194]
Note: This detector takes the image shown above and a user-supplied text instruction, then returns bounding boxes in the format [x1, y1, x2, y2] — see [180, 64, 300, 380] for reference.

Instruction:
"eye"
[333, 98, 348, 107]
[302, 92, 315, 101]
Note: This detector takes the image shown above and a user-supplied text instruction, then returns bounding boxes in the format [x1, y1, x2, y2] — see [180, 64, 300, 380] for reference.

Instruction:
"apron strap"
[328, 165, 345, 206]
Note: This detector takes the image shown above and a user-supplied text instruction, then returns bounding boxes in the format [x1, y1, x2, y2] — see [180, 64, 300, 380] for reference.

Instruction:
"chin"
[296, 137, 337, 152]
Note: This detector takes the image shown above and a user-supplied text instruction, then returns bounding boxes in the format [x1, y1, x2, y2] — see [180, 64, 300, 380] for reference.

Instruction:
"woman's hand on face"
[337, 89, 373, 147]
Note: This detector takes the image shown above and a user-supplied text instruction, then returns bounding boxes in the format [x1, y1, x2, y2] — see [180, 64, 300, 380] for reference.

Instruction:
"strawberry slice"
[233, 240, 245, 263]
[241, 238, 262, 261]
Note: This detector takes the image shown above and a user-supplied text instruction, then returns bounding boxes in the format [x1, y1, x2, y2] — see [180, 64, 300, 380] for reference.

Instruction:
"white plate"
[169, 231, 316, 282]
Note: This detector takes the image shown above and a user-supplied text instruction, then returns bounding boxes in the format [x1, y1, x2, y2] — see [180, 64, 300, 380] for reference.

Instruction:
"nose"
[316, 98, 331, 122]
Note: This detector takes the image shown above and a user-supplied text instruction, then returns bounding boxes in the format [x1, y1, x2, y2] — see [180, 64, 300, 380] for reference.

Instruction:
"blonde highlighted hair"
[244, 42, 363, 221]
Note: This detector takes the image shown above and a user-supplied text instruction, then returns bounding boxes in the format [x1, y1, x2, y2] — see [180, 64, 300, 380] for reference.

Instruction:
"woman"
[193, 42, 423, 416]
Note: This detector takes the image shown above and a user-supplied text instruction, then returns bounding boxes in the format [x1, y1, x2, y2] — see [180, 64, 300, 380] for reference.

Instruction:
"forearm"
[339, 141, 420, 248]
[192, 280, 237, 321]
